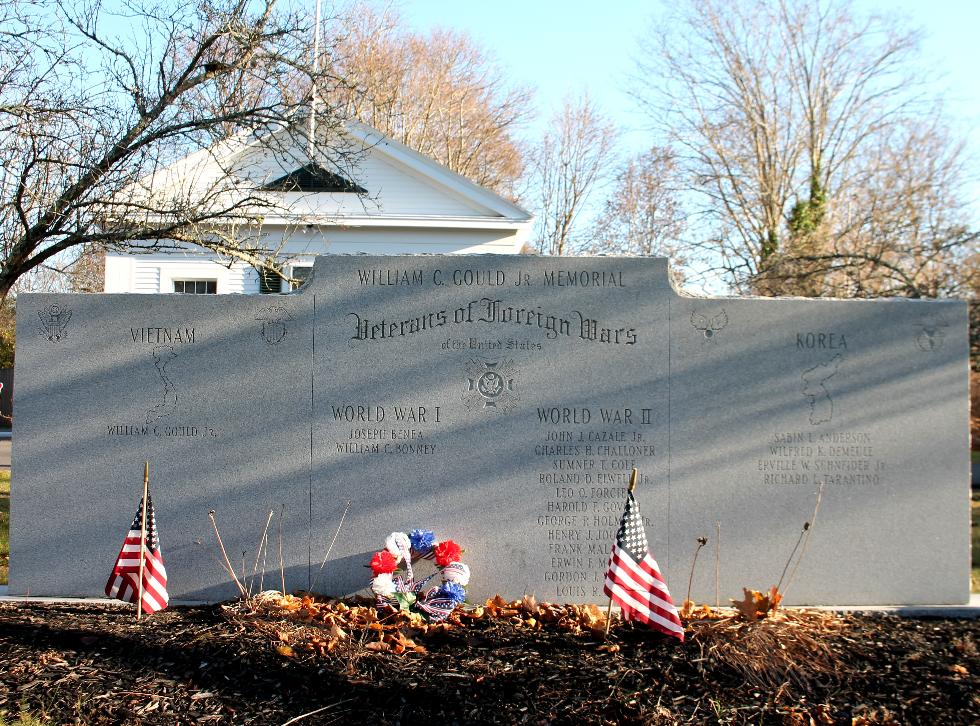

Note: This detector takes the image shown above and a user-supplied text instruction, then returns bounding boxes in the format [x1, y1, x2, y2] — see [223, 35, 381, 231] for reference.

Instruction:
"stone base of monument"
[1, 586, 978, 617]
[800, 594, 980, 618]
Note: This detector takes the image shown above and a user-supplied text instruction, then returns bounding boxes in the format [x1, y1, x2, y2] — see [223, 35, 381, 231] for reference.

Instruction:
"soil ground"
[0, 600, 977, 725]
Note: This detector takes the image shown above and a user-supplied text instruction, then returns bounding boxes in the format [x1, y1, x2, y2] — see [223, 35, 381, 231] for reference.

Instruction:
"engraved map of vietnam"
[131, 327, 193, 426]
[104, 325, 218, 440]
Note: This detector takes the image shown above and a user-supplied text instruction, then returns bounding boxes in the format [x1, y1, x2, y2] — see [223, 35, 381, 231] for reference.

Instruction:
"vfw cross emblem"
[256, 305, 292, 345]
[463, 359, 519, 412]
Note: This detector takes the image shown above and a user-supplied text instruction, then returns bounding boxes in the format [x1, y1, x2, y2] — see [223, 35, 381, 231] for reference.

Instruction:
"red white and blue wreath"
[368, 529, 470, 622]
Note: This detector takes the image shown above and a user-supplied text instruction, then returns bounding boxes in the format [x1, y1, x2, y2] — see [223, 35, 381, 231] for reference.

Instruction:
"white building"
[104, 121, 532, 294]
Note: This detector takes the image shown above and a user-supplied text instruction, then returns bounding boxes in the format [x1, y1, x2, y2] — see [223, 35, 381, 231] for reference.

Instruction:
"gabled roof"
[341, 119, 532, 223]
[118, 119, 532, 232]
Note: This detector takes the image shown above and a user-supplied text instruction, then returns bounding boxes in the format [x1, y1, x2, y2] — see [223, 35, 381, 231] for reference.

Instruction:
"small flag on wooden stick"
[105, 463, 169, 616]
[603, 468, 683, 641]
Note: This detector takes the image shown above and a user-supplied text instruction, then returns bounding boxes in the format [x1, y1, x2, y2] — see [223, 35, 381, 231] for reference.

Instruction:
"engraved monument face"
[310, 257, 671, 602]
[9, 256, 972, 605]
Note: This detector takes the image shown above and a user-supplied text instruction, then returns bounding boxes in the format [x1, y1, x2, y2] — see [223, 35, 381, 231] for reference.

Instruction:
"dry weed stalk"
[714, 522, 721, 608]
[781, 483, 825, 598]
[250, 509, 275, 598]
[208, 510, 246, 598]
[278, 506, 286, 596]
[686, 535, 709, 604]
[311, 499, 352, 592]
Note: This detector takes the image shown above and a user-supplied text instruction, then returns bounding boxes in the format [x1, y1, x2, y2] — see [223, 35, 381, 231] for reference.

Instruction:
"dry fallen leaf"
[731, 587, 781, 620]
[767, 586, 783, 612]
[852, 709, 901, 726]
[275, 644, 295, 658]
[463, 606, 485, 620]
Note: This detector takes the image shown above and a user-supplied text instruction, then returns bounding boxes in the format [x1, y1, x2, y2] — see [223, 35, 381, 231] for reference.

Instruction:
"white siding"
[106, 227, 525, 295]
[257, 227, 519, 256]
[146, 126, 526, 222]
[104, 255, 134, 293]
[240, 264, 261, 294]
[234, 144, 498, 219]
[108, 123, 532, 294]
[294, 228, 521, 255]
[226, 262, 251, 293]
[333, 150, 497, 217]
[133, 261, 161, 293]
[105, 252, 258, 294]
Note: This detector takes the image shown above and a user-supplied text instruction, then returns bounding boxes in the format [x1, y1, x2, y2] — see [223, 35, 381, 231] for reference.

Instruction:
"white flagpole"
[137, 461, 149, 622]
[307, 0, 323, 159]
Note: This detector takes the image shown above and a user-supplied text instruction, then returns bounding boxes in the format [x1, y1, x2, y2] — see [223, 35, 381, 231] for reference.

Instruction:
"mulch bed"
[0, 597, 977, 725]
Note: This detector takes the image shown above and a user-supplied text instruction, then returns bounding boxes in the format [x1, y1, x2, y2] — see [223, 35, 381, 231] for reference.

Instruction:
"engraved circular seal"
[477, 371, 504, 398]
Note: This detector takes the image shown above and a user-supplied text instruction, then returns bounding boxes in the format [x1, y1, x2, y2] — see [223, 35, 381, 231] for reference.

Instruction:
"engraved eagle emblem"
[915, 315, 948, 352]
[691, 308, 728, 339]
[38, 304, 72, 342]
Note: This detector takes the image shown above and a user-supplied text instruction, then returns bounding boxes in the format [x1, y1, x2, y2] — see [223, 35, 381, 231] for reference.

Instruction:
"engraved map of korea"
[801, 354, 842, 425]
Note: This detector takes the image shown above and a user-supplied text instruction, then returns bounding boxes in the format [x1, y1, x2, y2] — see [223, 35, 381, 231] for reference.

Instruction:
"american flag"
[105, 495, 169, 614]
[603, 490, 684, 641]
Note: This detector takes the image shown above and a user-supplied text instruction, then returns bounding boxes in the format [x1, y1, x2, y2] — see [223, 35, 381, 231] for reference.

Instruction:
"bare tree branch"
[585, 147, 688, 272]
[324, 2, 533, 200]
[634, 0, 976, 298]
[0, 0, 357, 299]
[533, 95, 617, 256]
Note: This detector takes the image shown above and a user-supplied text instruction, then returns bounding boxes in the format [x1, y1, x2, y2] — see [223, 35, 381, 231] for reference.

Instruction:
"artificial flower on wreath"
[368, 529, 469, 622]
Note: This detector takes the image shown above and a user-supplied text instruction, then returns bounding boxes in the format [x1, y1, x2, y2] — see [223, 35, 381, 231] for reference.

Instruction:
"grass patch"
[0, 469, 8, 585]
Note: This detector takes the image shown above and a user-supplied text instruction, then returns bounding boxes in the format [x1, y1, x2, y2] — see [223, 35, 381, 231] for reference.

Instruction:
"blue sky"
[396, 0, 980, 165]
[394, 0, 979, 290]
[397, 1, 652, 149]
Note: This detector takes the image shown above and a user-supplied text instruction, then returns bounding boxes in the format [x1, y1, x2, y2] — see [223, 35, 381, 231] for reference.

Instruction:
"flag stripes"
[603, 578, 685, 638]
[105, 495, 169, 614]
[607, 551, 679, 615]
[604, 552, 684, 638]
[602, 488, 683, 641]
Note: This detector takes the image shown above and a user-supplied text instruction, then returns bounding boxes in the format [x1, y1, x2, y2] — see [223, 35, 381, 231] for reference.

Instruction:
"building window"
[257, 266, 312, 293]
[261, 164, 367, 194]
[289, 266, 312, 290]
[173, 279, 217, 294]
[258, 269, 280, 294]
